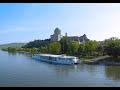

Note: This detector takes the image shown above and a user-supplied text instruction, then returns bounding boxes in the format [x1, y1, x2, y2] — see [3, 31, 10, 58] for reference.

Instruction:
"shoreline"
[2, 50, 120, 66]
[81, 55, 120, 66]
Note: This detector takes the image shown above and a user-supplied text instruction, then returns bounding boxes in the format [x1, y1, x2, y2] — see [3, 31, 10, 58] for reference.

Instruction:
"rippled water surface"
[0, 50, 120, 87]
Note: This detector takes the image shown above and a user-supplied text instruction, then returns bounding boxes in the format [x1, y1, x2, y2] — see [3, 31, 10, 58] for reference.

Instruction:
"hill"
[22, 39, 51, 48]
[0, 43, 27, 49]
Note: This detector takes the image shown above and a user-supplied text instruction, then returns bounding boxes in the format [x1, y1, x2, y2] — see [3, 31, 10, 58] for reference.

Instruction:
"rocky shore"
[81, 55, 120, 66]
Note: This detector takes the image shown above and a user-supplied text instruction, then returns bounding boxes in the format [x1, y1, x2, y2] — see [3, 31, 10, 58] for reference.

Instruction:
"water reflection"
[49, 64, 78, 76]
[7, 51, 32, 57]
[31, 58, 102, 77]
[32, 58, 78, 75]
[105, 66, 120, 80]
[7, 51, 17, 55]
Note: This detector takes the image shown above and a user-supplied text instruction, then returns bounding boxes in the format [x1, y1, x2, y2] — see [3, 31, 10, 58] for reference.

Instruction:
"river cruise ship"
[32, 54, 80, 65]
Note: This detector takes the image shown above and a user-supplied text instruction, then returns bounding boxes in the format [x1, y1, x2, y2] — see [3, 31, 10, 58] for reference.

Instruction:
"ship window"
[49, 57, 52, 60]
[54, 57, 56, 60]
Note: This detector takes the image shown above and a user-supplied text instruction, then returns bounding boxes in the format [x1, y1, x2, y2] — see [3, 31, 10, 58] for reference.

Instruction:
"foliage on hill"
[3, 36, 120, 61]
[104, 37, 120, 58]
[68, 41, 79, 55]
[39, 42, 61, 54]
[39, 40, 99, 58]
[60, 36, 68, 54]
[22, 39, 50, 48]
[0, 43, 26, 49]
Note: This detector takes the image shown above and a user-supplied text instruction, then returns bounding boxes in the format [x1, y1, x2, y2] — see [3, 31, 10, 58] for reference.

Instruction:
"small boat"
[32, 54, 80, 65]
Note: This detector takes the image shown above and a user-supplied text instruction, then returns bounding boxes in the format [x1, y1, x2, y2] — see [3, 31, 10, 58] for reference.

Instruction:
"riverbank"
[2, 49, 120, 66]
[81, 55, 120, 66]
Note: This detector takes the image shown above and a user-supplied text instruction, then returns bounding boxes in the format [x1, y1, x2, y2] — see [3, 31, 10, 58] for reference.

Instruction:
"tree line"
[2, 36, 120, 60]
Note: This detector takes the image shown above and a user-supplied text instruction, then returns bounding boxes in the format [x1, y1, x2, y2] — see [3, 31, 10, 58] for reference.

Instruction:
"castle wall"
[50, 28, 90, 43]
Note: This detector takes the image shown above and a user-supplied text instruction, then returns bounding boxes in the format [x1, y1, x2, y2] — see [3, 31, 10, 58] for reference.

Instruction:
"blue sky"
[0, 3, 120, 44]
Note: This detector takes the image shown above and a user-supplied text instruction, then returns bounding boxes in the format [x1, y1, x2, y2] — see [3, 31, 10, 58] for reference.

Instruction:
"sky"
[0, 3, 120, 44]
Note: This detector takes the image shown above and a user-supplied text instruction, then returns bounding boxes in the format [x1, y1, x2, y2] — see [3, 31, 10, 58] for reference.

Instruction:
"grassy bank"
[82, 56, 120, 65]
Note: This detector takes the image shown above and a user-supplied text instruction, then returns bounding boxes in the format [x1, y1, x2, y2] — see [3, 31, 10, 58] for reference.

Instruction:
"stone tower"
[50, 28, 62, 42]
[54, 28, 61, 35]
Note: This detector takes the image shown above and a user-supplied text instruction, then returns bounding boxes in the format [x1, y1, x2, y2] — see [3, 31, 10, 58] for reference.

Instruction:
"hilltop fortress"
[50, 28, 90, 43]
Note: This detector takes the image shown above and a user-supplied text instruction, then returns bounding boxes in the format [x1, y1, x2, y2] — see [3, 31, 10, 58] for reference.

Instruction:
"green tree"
[104, 39, 120, 58]
[48, 42, 61, 54]
[96, 45, 104, 55]
[29, 48, 38, 54]
[7, 47, 16, 52]
[104, 37, 119, 47]
[68, 41, 79, 55]
[84, 40, 98, 56]
[78, 43, 85, 56]
[39, 46, 48, 53]
[22, 39, 50, 48]
[60, 36, 68, 54]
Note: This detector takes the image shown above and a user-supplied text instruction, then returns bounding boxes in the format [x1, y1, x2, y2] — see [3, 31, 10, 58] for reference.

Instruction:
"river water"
[0, 50, 120, 87]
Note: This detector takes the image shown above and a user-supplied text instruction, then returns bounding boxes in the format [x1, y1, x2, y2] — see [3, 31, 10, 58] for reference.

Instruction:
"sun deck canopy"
[35, 54, 77, 59]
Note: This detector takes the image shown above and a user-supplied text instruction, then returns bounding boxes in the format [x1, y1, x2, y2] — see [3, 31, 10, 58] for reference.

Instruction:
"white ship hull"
[32, 54, 79, 65]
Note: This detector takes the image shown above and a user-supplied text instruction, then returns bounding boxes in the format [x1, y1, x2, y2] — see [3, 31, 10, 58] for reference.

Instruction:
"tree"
[84, 40, 98, 56]
[22, 39, 50, 48]
[60, 36, 68, 54]
[39, 46, 48, 53]
[104, 37, 119, 47]
[78, 43, 85, 56]
[48, 42, 61, 54]
[68, 41, 79, 55]
[104, 39, 120, 58]
[96, 45, 104, 55]
[7, 47, 16, 52]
